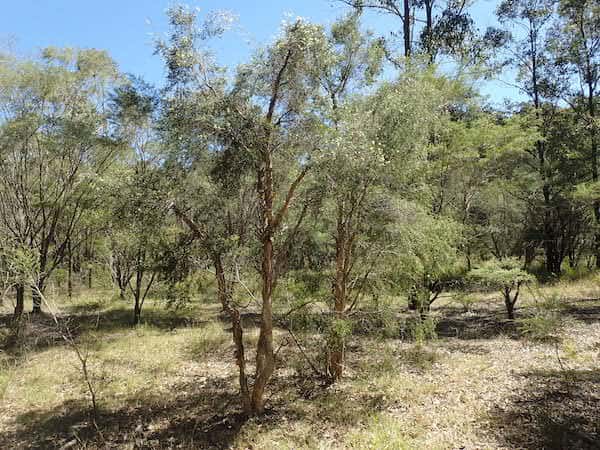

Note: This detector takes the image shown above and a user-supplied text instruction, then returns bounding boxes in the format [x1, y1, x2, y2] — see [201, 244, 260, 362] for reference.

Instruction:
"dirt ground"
[0, 281, 599, 449]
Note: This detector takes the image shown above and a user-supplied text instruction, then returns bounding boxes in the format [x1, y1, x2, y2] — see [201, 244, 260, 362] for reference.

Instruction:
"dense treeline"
[0, 0, 598, 416]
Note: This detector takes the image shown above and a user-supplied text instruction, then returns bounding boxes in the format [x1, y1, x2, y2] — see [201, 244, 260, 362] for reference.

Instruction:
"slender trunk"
[425, 1, 434, 63]
[330, 208, 347, 380]
[132, 263, 143, 325]
[213, 253, 230, 311]
[403, 0, 411, 58]
[87, 267, 92, 290]
[503, 286, 518, 320]
[250, 139, 277, 415]
[222, 285, 251, 413]
[588, 81, 599, 268]
[133, 297, 141, 325]
[67, 239, 73, 299]
[252, 232, 275, 414]
[13, 284, 24, 320]
[213, 250, 251, 412]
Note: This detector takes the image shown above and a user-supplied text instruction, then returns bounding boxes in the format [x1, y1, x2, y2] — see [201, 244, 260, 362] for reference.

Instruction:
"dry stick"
[32, 283, 103, 437]
[283, 325, 324, 378]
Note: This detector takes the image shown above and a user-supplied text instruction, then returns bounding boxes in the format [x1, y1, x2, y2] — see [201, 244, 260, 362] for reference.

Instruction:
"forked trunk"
[250, 233, 275, 414]
[503, 286, 519, 320]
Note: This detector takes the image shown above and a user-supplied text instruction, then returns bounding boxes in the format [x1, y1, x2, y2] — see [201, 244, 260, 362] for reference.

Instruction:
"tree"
[550, 0, 600, 266]
[109, 76, 166, 325]
[469, 257, 535, 319]
[307, 12, 385, 380]
[496, 0, 569, 274]
[336, 0, 488, 65]
[393, 206, 464, 316]
[0, 48, 120, 314]
[156, 5, 326, 414]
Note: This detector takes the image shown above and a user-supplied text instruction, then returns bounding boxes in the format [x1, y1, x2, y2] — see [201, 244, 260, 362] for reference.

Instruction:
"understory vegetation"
[1, 0, 599, 448]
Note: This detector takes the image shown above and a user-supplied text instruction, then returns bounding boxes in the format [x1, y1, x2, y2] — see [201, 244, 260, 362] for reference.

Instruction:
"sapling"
[469, 258, 535, 319]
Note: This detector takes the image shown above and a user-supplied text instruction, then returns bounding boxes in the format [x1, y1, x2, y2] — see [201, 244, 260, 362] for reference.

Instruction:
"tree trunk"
[588, 81, 599, 268]
[225, 301, 251, 414]
[213, 253, 230, 311]
[13, 284, 24, 320]
[213, 248, 251, 412]
[424, 0, 434, 62]
[133, 298, 141, 325]
[504, 296, 515, 320]
[329, 213, 347, 381]
[132, 264, 143, 325]
[403, 0, 411, 58]
[503, 286, 519, 320]
[31, 283, 42, 314]
[251, 231, 275, 415]
[67, 239, 73, 299]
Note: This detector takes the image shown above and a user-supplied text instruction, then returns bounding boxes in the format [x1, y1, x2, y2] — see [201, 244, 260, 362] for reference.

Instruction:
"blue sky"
[0, 0, 521, 103]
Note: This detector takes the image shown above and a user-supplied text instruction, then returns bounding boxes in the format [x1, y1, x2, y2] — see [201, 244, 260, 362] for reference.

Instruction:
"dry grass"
[0, 279, 599, 449]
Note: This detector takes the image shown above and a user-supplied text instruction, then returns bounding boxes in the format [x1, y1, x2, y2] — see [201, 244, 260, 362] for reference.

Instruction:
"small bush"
[399, 344, 440, 370]
[407, 316, 437, 343]
[326, 318, 353, 349]
[453, 293, 477, 312]
[518, 315, 562, 341]
[517, 293, 565, 341]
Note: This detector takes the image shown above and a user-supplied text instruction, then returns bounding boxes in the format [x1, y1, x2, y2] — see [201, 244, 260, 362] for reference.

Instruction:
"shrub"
[453, 292, 477, 312]
[518, 293, 565, 341]
[407, 316, 438, 343]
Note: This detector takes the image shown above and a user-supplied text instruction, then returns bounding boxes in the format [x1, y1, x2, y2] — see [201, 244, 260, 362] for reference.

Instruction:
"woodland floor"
[0, 278, 599, 449]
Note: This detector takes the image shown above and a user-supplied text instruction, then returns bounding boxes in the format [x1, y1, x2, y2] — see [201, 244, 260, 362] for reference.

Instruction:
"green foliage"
[469, 258, 535, 290]
[453, 293, 478, 313]
[518, 293, 566, 341]
[327, 317, 354, 348]
[407, 316, 438, 343]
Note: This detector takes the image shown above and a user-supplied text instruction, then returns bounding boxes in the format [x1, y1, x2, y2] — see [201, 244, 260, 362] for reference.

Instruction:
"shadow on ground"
[488, 368, 600, 449]
[434, 308, 519, 340]
[0, 368, 378, 450]
[0, 375, 245, 450]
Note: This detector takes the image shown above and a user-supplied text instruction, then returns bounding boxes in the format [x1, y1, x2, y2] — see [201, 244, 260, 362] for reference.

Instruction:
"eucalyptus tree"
[336, 0, 486, 65]
[550, 0, 600, 265]
[0, 48, 120, 314]
[307, 13, 386, 380]
[156, 5, 327, 414]
[228, 18, 331, 414]
[108, 76, 169, 324]
[496, 0, 571, 274]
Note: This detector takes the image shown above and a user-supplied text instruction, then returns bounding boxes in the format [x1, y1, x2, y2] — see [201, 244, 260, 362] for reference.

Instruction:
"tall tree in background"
[0, 48, 120, 314]
[337, 0, 482, 64]
[551, 0, 600, 265]
[496, 0, 566, 274]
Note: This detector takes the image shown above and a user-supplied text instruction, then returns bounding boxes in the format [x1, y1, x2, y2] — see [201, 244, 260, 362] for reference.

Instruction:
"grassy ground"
[0, 276, 599, 449]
